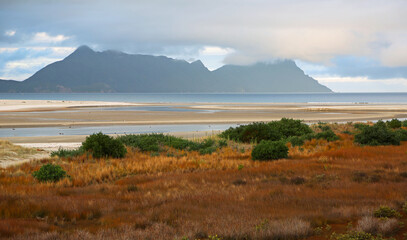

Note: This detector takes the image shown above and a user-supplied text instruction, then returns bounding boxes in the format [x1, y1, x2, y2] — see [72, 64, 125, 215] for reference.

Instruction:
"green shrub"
[269, 118, 313, 138]
[51, 147, 83, 158]
[199, 146, 217, 155]
[386, 118, 402, 129]
[315, 129, 340, 141]
[395, 129, 407, 141]
[117, 134, 219, 154]
[331, 231, 386, 240]
[402, 201, 407, 213]
[220, 118, 311, 143]
[217, 139, 227, 148]
[402, 120, 407, 127]
[221, 122, 282, 143]
[373, 206, 401, 218]
[251, 140, 288, 161]
[286, 133, 314, 147]
[32, 164, 67, 182]
[82, 132, 127, 158]
[354, 121, 400, 146]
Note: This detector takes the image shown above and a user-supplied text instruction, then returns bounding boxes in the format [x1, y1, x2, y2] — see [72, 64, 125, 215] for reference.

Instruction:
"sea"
[1, 92, 407, 103]
[1, 92, 407, 137]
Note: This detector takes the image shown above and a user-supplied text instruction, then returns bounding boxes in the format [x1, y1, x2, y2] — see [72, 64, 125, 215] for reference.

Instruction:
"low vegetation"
[32, 163, 67, 182]
[251, 140, 288, 160]
[82, 132, 127, 158]
[0, 140, 39, 159]
[1, 120, 407, 239]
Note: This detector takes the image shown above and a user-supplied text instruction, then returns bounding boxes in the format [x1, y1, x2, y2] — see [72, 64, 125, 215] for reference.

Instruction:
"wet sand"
[1, 100, 407, 129]
[1, 99, 407, 166]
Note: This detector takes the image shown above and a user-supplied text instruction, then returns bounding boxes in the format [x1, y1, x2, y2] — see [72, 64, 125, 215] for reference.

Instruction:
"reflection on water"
[0, 124, 237, 138]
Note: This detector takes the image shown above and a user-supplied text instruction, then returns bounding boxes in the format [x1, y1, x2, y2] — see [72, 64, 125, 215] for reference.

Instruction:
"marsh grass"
[0, 123, 407, 239]
[0, 140, 38, 159]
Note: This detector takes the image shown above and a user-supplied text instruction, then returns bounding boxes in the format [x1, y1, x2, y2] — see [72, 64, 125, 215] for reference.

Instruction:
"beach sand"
[1, 99, 407, 166]
[1, 100, 407, 129]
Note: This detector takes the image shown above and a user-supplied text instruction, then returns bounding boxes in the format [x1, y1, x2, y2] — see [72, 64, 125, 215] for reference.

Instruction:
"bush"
[268, 118, 313, 138]
[252, 140, 288, 161]
[220, 118, 311, 143]
[51, 147, 83, 158]
[220, 122, 281, 143]
[373, 206, 401, 218]
[386, 118, 401, 129]
[32, 164, 67, 182]
[117, 134, 219, 155]
[402, 120, 407, 127]
[315, 129, 340, 141]
[82, 132, 127, 158]
[354, 121, 400, 146]
[331, 231, 387, 240]
[394, 129, 407, 141]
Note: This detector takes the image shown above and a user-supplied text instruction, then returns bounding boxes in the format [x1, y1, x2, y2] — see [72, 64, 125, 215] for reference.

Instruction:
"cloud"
[5, 30, 16, 37]
[0, 0, 407, 90]
[31, 32, 70, 44]
[0, 47, 75, 80]
[1, 0, 406, 66]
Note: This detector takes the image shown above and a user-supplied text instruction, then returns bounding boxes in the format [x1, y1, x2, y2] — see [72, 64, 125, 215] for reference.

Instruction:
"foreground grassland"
[0, 123, 407, 239]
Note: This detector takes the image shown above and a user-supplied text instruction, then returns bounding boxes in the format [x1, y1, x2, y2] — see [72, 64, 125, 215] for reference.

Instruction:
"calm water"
[1, 92, 406, 137]
[1, 92, 407, 103]
[0, 124, 237, 138]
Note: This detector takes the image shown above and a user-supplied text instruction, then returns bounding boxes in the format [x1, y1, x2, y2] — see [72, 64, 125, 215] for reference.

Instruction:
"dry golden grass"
[0, 128, 407, 239]
[0, 140, 38, 159]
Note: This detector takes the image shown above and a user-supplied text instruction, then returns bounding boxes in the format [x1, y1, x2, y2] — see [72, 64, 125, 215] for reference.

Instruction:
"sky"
[1, 0, 407, 92]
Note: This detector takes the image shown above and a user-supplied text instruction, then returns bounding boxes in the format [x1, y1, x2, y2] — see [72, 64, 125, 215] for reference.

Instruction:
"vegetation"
[252, 140, 288, 160]
[82, 132, 127, 158]
[373, 206, 401, 218]
[386, 118, 402, 129]
[1, 121, 407, 239]
[118, 133, 225, 155]
[0, 140, 39, 159]
[220, 118, 312, 143]
[331, 231, 388, 240]
[51, 148, 83, 158]
[354, 121, 400, 146]
[32, 164, 67, 182]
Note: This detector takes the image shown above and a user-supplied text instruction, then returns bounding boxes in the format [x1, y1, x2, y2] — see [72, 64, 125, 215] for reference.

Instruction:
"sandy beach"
[2, 100, 407, 130]
[1, 99, 407, 165]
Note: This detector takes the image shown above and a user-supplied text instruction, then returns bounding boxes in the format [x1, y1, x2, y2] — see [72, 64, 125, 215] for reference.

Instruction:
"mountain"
[0, 46, 332, 93]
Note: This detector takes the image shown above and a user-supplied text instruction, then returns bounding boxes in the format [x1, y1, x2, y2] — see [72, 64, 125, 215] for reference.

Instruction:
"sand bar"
[0, 99, 141, 112]
[1, 101, 407, 129]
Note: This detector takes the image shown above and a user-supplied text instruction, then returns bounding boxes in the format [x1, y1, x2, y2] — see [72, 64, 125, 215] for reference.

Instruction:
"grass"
[0, 122, 407, 239]
[0, 140, 39, 159]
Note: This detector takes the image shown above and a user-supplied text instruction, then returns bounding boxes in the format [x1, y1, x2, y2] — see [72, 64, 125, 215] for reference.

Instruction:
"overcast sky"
[1, 0, 407, 92]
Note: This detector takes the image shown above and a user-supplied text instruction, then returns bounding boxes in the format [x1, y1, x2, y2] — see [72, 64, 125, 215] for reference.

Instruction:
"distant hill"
[0, 46, 331, 93]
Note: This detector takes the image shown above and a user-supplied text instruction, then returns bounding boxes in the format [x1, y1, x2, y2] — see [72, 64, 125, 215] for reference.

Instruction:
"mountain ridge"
[0, 46, 332, 93]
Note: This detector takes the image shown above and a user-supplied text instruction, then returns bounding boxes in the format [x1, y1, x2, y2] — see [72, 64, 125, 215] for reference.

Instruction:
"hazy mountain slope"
[0, 46, 332, 93]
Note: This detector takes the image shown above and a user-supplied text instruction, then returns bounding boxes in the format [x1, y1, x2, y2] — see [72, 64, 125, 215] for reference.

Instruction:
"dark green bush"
[268, 118, 313, 138]
[220, 118, 311, 143]
[315, 129, 340, 141]
[32, 164, 67, 182]
[286, 133, 314, 147]
[395, 129, 407, 141]
[251, 140, 288, 161]
[402, 120, 407, 127]
[331, 231, 386, 240]
[386, 118, 402, 129]
[217, 139, 228, 148]
[117, 134, 219, 155]
[51, 147, 83, 158]
[354, 121, 400, 146]
[373, 206, 401, 218]
[221, 122, 281, 143]
[82, 132, 127, 158]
